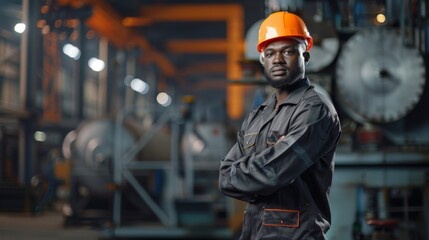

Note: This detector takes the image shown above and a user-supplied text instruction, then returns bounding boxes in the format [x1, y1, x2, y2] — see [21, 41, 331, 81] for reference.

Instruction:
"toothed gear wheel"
[336, 29, 426, 123]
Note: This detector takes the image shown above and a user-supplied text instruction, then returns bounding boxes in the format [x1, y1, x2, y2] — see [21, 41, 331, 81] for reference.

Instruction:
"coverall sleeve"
[219, 101, 340, 200]
[219, 123, 258, 202]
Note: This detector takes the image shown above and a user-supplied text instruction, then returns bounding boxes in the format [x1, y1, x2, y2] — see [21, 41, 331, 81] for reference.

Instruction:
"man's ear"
[259, 54, 265, 67]
[303, 52, 310, 64]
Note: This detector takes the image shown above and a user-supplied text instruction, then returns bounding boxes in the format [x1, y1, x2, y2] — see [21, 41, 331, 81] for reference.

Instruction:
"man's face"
[262, 38, 309, 89]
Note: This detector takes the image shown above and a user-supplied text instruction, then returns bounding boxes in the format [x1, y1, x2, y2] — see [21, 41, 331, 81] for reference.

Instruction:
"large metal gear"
[336, 28, 426, 123]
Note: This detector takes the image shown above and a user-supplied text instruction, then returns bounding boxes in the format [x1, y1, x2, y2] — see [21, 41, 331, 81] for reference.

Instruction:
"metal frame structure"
[104, 105, 232, 238]
[112, 106, 178, 226]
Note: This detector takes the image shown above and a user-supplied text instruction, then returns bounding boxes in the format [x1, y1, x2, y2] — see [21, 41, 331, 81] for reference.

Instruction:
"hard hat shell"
[257, 11, 313, 52]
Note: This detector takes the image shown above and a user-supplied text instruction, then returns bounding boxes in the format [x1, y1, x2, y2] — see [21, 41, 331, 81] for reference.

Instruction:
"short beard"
[264, 68, 302, 90]
[266, 76, 289, 89]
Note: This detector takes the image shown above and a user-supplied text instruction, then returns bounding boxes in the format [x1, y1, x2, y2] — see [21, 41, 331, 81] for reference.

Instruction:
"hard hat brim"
[257, 36, 313, 52]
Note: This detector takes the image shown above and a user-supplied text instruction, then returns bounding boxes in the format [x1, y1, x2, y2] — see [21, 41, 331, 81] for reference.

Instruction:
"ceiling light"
[63, 43, 81, 60]
[14, 23, 26, 33]
[376, 13, 386, 24]
[156, 92, 172, 107]
[130, 78, 149, 94]
[34, 131, 47, 142]
[88, 57, 105, 72]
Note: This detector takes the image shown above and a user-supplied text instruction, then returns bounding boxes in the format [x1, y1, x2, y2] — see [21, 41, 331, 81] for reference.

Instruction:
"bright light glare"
[63, 43, 81, 60]
[88, 57, 105, 72]
[34, 131, 47, 142]
[376, 14, 386, 23]
[130, 78, 149, 94]
[156, 92, 172, 107]
[14, 23, 26, 33]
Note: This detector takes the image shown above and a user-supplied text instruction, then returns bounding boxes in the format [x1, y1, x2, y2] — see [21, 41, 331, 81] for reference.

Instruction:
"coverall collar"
[260, 77, 311, 110]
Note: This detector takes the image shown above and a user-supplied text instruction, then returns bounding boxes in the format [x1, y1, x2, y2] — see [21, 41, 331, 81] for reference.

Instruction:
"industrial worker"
[219, 11, 341, 239]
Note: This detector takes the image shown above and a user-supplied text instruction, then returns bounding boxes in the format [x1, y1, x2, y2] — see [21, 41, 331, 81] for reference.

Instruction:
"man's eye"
[284, 50, 293, 55]
[265, 53, 273, 58]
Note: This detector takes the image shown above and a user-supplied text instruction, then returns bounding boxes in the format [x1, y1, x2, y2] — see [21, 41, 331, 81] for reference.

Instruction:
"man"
[219, 11, 341, 239]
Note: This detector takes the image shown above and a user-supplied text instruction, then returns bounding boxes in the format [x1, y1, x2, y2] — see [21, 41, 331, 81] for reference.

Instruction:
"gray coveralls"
[219, 78, 341, 240]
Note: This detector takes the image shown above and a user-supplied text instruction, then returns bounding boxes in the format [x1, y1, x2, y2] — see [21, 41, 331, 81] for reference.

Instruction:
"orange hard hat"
[257, 11, 313, 52]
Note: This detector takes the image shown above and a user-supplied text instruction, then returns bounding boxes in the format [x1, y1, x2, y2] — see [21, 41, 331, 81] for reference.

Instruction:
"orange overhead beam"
[138, 4, 242, 21]
[86, 11, 129, 48]
[134, 38, 176, 76]
[56, 0, 177, 77]
[56, 0, 87, 9]
[57, 2, 244, 119]
[132, 4, 244, 119]
[89, 0, 176, 76]
[122, 17, 152, 27]
[166, 39, 244, 54]
[167, 39, 227, 54]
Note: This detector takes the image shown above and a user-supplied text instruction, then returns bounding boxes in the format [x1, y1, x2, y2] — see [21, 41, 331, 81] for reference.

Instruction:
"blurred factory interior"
[0, 0, 429, 239]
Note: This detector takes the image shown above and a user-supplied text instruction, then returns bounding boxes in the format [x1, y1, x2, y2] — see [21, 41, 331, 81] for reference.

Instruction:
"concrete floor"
[0, 211, 102, 240]
[0, 210, 233, 240]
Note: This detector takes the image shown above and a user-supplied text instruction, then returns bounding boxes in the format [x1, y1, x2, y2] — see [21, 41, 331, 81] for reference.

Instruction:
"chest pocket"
[242, 132, 257, 155]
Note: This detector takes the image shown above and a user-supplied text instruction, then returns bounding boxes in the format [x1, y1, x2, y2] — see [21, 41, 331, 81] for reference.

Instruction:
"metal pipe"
[18, 0, 29, 184]
[98, 37, 108, 116]
[19, 0, 28, 112]
[183, 122, 194, 197]
[167, 117, 180, 226]
[77, 19, 85, 119]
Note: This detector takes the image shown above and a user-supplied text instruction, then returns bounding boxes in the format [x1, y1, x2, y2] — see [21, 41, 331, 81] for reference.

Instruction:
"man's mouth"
[271, 67, 287, 76]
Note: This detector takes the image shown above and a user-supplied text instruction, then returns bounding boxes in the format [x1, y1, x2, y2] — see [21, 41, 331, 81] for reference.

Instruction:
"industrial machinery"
[61, 118, 136, 225]
[336, 28, 428, 147]
[331, 25, 429, 240]
[336, 29, 425, 123]
[60, 106, 233, 238]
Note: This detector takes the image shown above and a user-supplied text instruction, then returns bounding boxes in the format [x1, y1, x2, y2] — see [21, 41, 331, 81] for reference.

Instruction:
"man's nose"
[273, 52, 285, 63]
